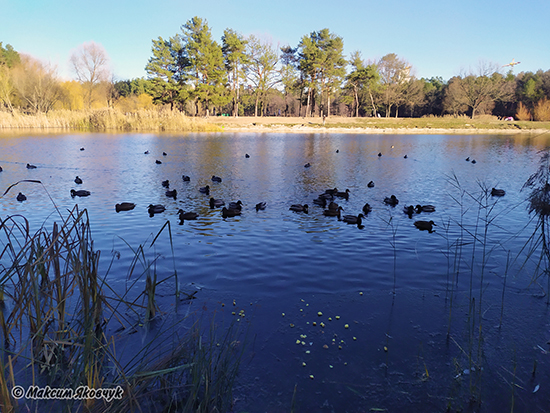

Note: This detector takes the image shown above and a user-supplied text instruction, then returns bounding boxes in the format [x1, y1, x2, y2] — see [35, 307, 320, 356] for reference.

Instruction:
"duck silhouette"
[255, 202, 266, 211]
[115, 202, 136, 212]
[17, 192, 27, 202]
[74, 176, 83, 184]
[289, 204, 309, 213]
[222, 207, 241, 218]
[71, 189, 90, 197]
[414, 220, 436, 232]
[209, 197, 225, 209]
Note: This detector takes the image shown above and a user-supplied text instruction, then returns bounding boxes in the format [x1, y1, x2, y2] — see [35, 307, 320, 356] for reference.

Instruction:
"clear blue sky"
[2, 0, 549, 82]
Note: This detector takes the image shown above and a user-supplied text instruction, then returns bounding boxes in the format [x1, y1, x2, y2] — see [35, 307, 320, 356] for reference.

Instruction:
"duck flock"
[6, 151, 507, 234]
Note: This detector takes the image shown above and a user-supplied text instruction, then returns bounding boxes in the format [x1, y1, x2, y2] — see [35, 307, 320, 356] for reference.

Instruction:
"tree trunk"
[254, 92, 259, 117]
[354, 85, 359, 117]
[327, 92, 331, 117]
[369, 90, 377, 117]
[305, 88, 311, 117]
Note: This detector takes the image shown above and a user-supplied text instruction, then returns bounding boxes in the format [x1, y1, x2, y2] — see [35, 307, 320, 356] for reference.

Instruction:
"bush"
[516, 102, 532, 121]
[533, 98, 550, 121]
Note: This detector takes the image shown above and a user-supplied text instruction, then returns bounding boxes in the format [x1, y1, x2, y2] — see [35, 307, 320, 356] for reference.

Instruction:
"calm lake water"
[1, 130, 550, 412]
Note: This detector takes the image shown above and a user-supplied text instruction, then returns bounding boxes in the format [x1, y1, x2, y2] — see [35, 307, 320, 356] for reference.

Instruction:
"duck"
[304, 162, 311, 168]
[71, 189, 91, 197]
[80, 147, 85, 151]
[162, 180, 170, 188]
[313, 197, 327, 208]
[165, 189, 177, 199]
[182, 175, 191, 182]
[324, 188, 339, 196]
[343, 213, 365, 225]
[404, 154, 408, 159]
[155, 160, 162, 164]
[471, 159, 476, 164]
[178, 209, 199, 221]
[148, 204, 166, 214]
[17, 192, 26, 202]
[222, 207, 241, 218]
[323, 206, 343, 218]
[199, 185, 210, 195]
[245, 153, 250, 158]
[362, 203, 372, 214]
[367, 181, 375, 188]
[255, 202, 267, 211]
[26, 163, 37, 169]
[115, 202, 136, 212]
[378, 152, 382, 157]
[491, 188, 506, 197]
[335, 189, 350, 200]
[289, 204, 309, 213]
[74, 176, 83, 184]
[162, 151, 167, 156]
[414, 220, 436, 232]
[404, 205, 415, 217]
[328, 201, 340, 211]
[465, 157, 470, 161]
[209, 197, 225, 209]
[228, 200, 243, 210]
[211, 175, 222, 182]
[419, 204, 436, 212]
[144, 150, 149, 154]
[384, 195, 399, 206]
[0, 166, 2, 172]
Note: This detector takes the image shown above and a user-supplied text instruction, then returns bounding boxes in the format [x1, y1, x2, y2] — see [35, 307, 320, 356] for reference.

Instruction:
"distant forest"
[1, 17, 549, 120]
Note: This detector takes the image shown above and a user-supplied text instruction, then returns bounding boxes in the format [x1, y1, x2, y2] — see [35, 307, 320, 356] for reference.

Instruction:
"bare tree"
[70, 41, 110, 108]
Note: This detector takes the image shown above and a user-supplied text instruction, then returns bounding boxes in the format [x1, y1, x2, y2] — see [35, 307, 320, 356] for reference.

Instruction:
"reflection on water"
[1, 130, 550, 411]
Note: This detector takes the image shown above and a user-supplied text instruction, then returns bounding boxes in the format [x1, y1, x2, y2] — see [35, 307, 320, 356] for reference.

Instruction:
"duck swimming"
[74, 176, 83, 184]
[17, 192, 26, 202]
[362, 203, 372, 214]
[417, 204, 436, 212]
[71, 189, 91, 197]
[165, 189, 177, 199]
[228, 200, 243, 210]
[404, 205, 415, 217]
[255, 202, 267, 211]
[328, 201, 340, 211]
[155, 160, 162, 164]
[491, 188, 506, 197]
[178, 209, 199, 221]
[222, 207, 241, 218]
[148, 204, 166, 214]
[115, 202, 136, 212]
[335, 189, 350, 200]
[209, 197, 225, 209]
[289, 204, 309, 213]
[162, 180, 170, 188]
[211, 175, 222, 182]
[199, 185, 210, 195]
[26, 163, 37, 169]
[182, 175, 191, 181]
[384, 195, 399, 206]
[323, 206, 343, 218]
[414, 220, 436, 232]
[367, 181, 375, 188]
[343, 213, 365, 225]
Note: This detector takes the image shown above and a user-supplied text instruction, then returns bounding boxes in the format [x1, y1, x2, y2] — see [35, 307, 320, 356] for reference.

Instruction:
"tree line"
[1, 20, 550, 120]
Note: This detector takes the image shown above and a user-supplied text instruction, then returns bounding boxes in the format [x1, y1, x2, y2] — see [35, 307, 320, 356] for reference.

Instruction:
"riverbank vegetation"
[0, 202, 244, 412]
[1, 18, 550, 125]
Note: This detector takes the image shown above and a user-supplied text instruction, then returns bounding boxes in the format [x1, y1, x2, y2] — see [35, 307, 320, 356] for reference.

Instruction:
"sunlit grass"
[0, 109, 222, 132]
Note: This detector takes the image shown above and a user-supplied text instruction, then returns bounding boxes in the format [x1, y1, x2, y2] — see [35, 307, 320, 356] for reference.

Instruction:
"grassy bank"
[0, 109, 222, 132]
[2, 109, 550, 133]
[209, 114, 550, 132]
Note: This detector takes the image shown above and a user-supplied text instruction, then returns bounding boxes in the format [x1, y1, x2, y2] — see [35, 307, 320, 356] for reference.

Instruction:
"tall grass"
[0, 204, 244, 412]
[0, 108, 222, 132]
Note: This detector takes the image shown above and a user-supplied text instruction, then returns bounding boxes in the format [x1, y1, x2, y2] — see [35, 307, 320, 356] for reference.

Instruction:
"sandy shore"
[207, 116, 550, 135]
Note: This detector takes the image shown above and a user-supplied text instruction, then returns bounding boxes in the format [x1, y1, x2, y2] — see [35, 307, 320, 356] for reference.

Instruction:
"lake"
[1, 130, 550, 412]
